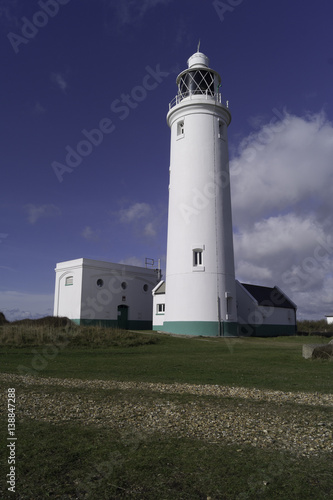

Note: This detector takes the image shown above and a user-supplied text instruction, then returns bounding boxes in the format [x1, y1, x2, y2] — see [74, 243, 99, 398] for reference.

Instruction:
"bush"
[11, 315, 73, 328]
[0, 316, 159, 347]
[297, 319, 333, 336]
[0, 312, 9, 325]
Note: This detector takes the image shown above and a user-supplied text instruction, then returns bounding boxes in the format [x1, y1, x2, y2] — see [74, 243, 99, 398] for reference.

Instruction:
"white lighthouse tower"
[158, 49, 238, 336]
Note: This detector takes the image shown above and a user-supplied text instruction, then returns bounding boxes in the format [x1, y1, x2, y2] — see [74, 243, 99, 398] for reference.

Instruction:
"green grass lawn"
[0, 328, 332, 499]
[1, 333, 332, 393]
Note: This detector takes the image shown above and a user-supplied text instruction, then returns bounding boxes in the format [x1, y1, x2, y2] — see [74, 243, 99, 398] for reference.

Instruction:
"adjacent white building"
[54, 258, 160, 328]
[236, 282, 297, 336]
[325, 315, 333, 325]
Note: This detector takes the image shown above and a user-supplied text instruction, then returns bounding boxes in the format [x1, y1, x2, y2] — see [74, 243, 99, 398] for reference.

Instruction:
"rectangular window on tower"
[193, 250, 202, 266]
[177, 119, 185, 138]
[218, 119, 225, 140]
[192, 248, 205, 271]
[65, 276, 73, 286]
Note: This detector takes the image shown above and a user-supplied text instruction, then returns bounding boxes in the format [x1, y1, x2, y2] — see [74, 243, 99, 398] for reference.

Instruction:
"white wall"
[53, 259, 83, 319]
[80, 260, 158, 323]
[54, 258, 159, 325]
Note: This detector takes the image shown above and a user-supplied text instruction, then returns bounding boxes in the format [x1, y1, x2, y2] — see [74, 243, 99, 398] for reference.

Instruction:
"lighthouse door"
[117, 305, 129, 329]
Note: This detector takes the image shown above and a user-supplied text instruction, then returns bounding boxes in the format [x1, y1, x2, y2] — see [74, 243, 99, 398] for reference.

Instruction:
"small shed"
[236, 281, 297, 337]
[325, 315, 333, 325]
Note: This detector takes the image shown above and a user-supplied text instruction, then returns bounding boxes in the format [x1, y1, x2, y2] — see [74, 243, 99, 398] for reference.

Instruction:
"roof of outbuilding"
[241, 283, 296, 310]
[152, 280, 165, 294]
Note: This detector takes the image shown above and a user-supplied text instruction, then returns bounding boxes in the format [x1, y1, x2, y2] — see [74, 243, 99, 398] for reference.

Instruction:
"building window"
[177, 120, 184, 137]
[65, 276, 73, 286]
[96, 279, 104, 288]
[157, 303, 165, 314]
[121, 282, 127, 290]
[143, 284, 149, 292]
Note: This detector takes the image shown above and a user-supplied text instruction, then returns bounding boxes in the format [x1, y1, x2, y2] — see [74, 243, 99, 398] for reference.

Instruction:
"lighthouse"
[51, 49, 297, 337]
[153, 49, 238, 336]
[51, 48, 297, 337]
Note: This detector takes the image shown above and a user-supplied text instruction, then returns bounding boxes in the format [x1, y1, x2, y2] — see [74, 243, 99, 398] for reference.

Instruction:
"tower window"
[192, 246, 205, 271]
[65, 276, 73, 286]
[193, 249, 203, 267]
[177, 120, 185, 137]
[218, 119, 225, 139]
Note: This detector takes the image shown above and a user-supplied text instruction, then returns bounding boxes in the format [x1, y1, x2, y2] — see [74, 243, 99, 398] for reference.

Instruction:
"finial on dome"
[197, 39, 201, 52]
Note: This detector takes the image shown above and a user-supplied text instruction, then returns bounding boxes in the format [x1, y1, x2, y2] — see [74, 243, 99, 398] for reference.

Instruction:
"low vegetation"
[0, 315, 159, 348]
[297, 318, 333, 336]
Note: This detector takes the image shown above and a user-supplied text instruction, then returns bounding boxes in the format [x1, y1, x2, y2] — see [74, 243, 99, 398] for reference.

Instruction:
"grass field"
[0, 328, 332, 393]
[0, 322, 332, 499]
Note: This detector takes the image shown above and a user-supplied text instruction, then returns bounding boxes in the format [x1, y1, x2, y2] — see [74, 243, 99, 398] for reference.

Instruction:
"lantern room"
[176, 51, 221, 100]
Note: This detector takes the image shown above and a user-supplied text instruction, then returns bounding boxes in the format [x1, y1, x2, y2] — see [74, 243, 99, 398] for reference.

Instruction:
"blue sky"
[1, 0, 333, 321]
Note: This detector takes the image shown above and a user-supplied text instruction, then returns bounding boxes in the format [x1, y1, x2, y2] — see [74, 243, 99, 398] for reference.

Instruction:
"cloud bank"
[230, 111, 333, 319]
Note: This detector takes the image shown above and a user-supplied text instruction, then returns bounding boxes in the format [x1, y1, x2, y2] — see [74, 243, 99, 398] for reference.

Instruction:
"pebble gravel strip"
[0, 373, 332, 457]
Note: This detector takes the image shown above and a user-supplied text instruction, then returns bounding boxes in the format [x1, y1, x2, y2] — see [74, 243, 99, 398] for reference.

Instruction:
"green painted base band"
[156, 321, 239, 337]
[73, 319, 295, 337]
[223, 322, 239, 337]
[238, 323, 296, 337]
[73, 319, 152, 330]
[154, 321, 296, 337]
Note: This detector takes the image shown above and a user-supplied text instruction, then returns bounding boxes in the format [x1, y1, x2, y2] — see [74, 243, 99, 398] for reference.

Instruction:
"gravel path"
[1, 373, 332, 458]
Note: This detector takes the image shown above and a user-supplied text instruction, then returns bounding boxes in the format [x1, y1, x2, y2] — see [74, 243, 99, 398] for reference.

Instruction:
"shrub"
[0, 312, 9, 325]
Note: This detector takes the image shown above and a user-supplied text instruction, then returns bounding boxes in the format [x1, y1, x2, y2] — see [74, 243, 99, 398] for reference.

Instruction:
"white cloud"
[231, 111, 333, 227]
[50, 72, 68, 92]
[118, 256, 144, 267]
[104, 0, 173, 26]
[144, 221, 157, 236]
[81, 226, 100, 241]
[230, 111, 333, 319]
[235, 214, 325, 266]
[236, 261, 273, 283]
[115, 202, 164, 244]
[119, 202, 151, 223]
[25, 204, 61, 224]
